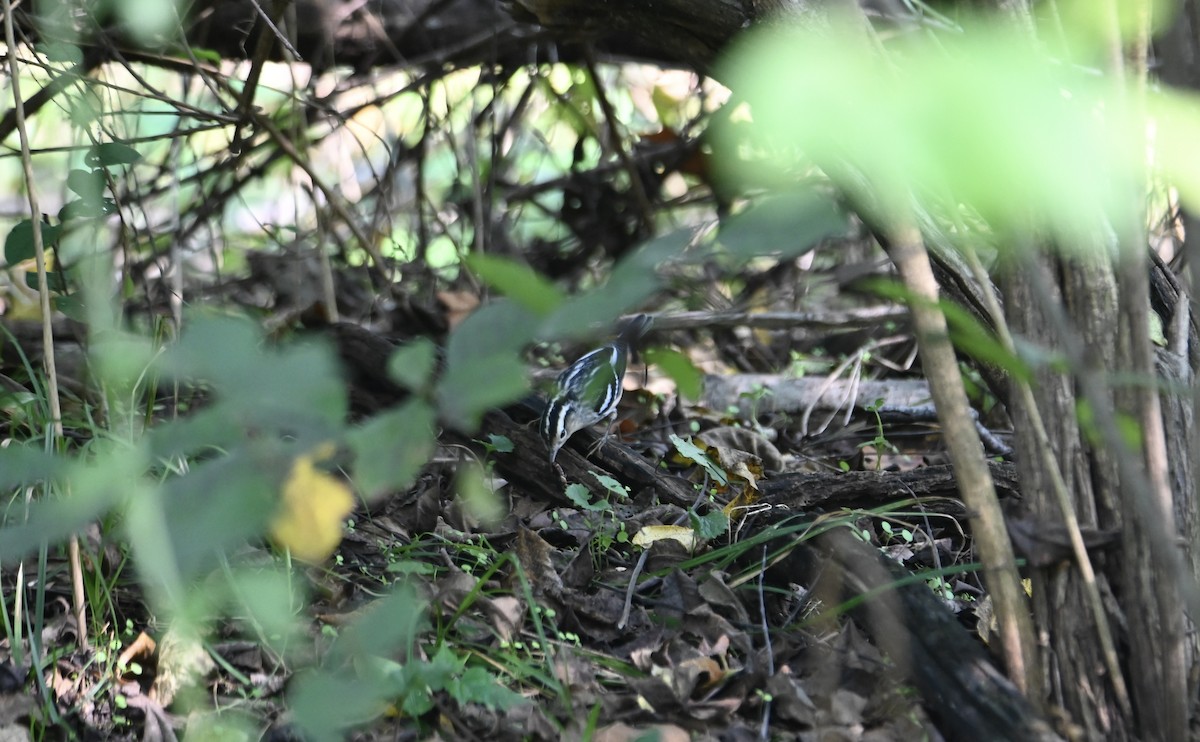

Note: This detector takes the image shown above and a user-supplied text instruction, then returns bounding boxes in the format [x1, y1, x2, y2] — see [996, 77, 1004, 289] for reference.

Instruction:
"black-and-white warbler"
[540, 314, 652, 462]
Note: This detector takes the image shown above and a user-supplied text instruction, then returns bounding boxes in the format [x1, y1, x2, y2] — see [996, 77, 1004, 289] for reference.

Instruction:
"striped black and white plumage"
[540, 314, 652, 462]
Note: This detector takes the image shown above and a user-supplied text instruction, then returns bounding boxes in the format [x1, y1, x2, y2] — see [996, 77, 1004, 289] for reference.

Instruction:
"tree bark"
[25, 0, 766, 73]
[1002, 252, 1134, 739]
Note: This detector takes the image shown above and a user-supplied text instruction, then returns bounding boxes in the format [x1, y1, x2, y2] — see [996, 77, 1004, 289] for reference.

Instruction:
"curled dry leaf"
[150, 625, 215, 708]
[116, 631, 157, 681]
[697, 425, 783, 473]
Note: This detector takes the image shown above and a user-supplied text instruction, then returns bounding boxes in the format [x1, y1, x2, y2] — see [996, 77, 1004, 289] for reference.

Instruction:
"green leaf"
[643, 347, 702, 401]
[487, 434, 514, 453]
[38, 42, 83, 64]
[718, 15, 1152, 246]
[25, 271, 61, 292]
[541, 231, 684, 340]
[0, 448, 131, 563]
[289, 669, 389, 741]
[164, 313, 347, 432]
[348, 400, 437, 500]
[190, 47, 223, 64]
[860, 277, 1032, 382]
[85, 142, 142, 168]
[450, 666, 526, 710]
[90, 329, 157, 387]
[387, 338, 437, 391]
[591, 472, 629, 500]
[144, 452, 279, 583]
[565, 483, 610, 512]
[5, 220, 62, 265]
[392, 647, 464, 715]
[67, 168, 106, 201]
[718, 190, 848, 263]
[112, 0, 177, 46]
[225, 568, 303, 652]
[941, 300, 1032, 383]
[59, 198, 116, 221]
[564, 483, 589, 506]
[690, 509, 730, 540]
[669, 434, 729, 486]
[53, 294, 87, 322]
[146, 408, 245, 461]
[438, 300, 534, 430]
[22, 271, 40, 291]
[1151, 92, 1200, 218]
[0, 443, 64, 490]
[465, 254, 563, 316]
[326, 584, 429, 665]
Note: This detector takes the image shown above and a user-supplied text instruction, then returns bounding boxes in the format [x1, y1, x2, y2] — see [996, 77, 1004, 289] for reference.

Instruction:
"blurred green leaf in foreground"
[717, 0, 1188, 249]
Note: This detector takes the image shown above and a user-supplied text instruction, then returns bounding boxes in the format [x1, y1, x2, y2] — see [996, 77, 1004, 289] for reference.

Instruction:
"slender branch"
[756, 544, 773, 741]
[1105, 1, 1185, 737]
[886, 221, 1035, 696]
[583, 49, 656, 233]
[1, 0, 87, 650]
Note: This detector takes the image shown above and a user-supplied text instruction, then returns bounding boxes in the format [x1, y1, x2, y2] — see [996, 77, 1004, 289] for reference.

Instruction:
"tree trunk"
[1001, 252, 1133, 739]
[1001, 233, 1199, 740]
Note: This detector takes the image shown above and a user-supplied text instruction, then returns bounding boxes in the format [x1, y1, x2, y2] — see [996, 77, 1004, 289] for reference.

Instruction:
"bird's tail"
[616, 314, 653, 363]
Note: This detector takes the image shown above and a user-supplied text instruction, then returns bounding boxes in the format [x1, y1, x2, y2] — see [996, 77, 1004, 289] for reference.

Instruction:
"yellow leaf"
[271, 445, 354, 563]
[722, 487, 761, 517]
[632, 525, 696, 551]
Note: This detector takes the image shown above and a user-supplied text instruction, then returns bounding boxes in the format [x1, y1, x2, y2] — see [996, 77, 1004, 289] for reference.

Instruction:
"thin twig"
[801, 346, 860, 437]
[231, 0, 291, 154]
[583, 49, 656, 232]
[246, 0, 303, 60]
[616, 548, 649, 630]
[619, 473, 711, 628]
[251, 110, 391, 282]
[647, 308, 908, 332]
[1, 0, 87, 649]
[757, 544, 774, 741]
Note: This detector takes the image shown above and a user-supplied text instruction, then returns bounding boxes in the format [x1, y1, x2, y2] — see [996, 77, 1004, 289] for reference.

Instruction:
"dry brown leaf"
[697, 443, 763, 491]
[436, 291, 479, 329]
[697, 425, 783, 472]
[721, 487, 761, 519]
[766, 670, 817, 724]
[552, 652, 600, 694]
[49, 665, 74, 703]
[673, 655, 726, 696]
[0, 693, 37, 728]
[124, 693, 178, 742]
[829, 688, 869, 726]
[116, 631, 156, 678]
[697, 572, 751, 625]
[514, 526, 563, 598]
[150, 625, 215, 708]
[485, 596, 524, 643]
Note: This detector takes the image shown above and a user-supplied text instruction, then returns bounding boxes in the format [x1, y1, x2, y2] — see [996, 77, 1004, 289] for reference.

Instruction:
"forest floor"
[0, 276, 1035, 741]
